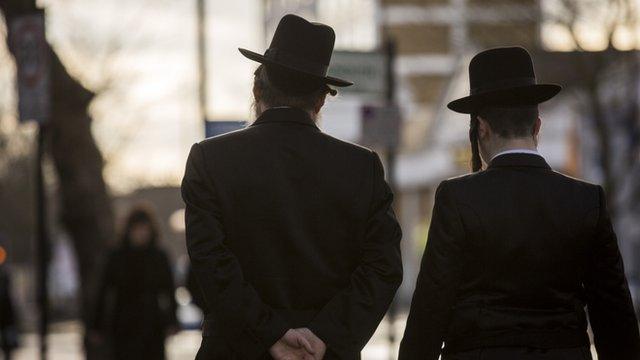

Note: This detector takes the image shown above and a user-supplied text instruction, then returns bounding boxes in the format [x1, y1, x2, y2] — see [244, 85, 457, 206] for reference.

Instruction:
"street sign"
[330, 51, 387, 99]
[205, 120, 247, 138]
[10, 14, 50, 124]
[360, 104, 401, 148]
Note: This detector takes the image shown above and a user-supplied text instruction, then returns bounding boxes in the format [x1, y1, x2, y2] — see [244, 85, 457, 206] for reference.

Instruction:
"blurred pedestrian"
[0, 245, 18, 360]
[399, 47, 640, 360]
[182, 14, 402, 360]
[91, 205, 178, 360]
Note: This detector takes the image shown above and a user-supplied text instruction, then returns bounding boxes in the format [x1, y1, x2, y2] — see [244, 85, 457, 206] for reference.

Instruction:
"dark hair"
[468, 105, 538, 172]
[253, 65, 331, 111]
[119, 204, 159, 247]
[469, 116, 482, 172]
[475, 105, 539, 138]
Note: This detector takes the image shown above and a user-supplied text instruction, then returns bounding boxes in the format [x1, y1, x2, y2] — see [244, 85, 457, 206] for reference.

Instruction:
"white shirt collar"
[491, 149, 542, 162]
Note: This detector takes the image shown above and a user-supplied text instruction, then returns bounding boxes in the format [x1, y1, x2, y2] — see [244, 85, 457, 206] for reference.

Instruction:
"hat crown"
[238, 14, 352, 88]
[446, 46, 561, 113]
[268, 14, 335, 67]
[469, 47, 536, 91]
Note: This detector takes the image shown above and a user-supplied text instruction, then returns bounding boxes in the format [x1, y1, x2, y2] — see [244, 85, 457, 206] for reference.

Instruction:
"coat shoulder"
[197, 126, 250, 149]
[444, 168, 600, 189]
[440, 168, 601, 207]
[194, 124, 375, 167]
[439, 171, 484, 190]
[548, 170, 602, 204]
[318, 132, 375, 157]
[549, 170, 600, 190]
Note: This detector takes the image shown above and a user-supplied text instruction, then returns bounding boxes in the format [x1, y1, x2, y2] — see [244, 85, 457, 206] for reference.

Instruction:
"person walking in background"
[91, 205, 178, 360]
[0, 245, 18, 359]
[399, 47, 640, 360]
[182, 14, 402, 360]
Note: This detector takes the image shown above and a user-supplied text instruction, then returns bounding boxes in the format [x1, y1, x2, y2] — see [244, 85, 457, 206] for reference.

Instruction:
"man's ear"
[533, 117, 541, 137]
[477, 116, 491, 140]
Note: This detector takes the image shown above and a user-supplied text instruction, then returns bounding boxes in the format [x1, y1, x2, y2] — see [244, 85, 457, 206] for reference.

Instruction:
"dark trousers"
[443, 347, 593, 360]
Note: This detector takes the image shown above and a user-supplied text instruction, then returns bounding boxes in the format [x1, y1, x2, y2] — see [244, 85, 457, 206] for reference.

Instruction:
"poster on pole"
[360, 104, 401, 149]
[10, 13, 50, 124]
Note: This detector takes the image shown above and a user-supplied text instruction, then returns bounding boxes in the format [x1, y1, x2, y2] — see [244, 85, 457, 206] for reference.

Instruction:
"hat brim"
[239, 48, 353, 87]
[447, 84, 562, 114]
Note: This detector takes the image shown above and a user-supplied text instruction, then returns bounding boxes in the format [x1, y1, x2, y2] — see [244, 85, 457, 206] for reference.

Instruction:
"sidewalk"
[13, 316, 405, 360]
[12, 316, 599, 360]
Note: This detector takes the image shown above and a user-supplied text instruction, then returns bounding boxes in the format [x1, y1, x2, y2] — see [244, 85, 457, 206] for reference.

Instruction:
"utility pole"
[8, 9, 51, 359]
[36, 122, 49, 360]
[196, 0, 208, 131]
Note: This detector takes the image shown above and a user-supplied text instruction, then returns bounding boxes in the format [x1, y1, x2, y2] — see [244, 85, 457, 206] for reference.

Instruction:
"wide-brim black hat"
[447, 47, 561, 114]
[239, 14, 353, 89]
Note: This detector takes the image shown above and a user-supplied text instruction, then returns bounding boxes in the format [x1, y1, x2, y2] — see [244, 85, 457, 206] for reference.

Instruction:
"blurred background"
[0, 0, 639, 359]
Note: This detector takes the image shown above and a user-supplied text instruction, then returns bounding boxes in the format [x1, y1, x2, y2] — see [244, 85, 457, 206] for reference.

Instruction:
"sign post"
[11, 13, 50, 124]
[10, 12, 51, 359]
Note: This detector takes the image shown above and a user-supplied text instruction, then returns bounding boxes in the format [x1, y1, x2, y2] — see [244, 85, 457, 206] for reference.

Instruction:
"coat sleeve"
[307, 151, 403, 359]
[181, 143, 289, 359]
[399, 180, 464, 360]
[584, 186, 640, 360]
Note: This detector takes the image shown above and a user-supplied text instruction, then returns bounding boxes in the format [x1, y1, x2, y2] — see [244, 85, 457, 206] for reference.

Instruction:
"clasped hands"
[269, 328, 327, 360]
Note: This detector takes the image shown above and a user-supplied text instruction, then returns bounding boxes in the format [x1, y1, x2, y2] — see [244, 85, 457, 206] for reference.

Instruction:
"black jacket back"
[182, 107, 402, 359]
[399, 153, 639, 360]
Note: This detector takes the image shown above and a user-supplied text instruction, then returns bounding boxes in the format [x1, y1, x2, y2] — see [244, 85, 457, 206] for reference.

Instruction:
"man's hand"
[296, 328, 327, 360]
[270, 329, 316, 360]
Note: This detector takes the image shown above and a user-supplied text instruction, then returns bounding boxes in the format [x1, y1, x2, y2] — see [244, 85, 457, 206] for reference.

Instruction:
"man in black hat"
[182, 14, 402, 360]
[399, 46, 640, 360]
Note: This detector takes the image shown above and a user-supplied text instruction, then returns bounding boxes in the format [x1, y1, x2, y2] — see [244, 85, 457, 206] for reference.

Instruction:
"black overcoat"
[399, 153, 640, 360]
[181, 107, 403, 359]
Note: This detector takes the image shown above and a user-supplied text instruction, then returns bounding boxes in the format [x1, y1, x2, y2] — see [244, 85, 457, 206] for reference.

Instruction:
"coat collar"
[251, 107, 319, 130]
[487, 152, 552, 170]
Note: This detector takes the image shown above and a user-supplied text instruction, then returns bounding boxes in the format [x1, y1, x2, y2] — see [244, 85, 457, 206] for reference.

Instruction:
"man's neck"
[257, 103, 317, 121]
[485, 138, 538, 161]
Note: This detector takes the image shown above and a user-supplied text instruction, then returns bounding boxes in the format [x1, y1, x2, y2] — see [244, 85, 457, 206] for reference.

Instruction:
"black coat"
[181, 107, 403, 359]
[399, 153, 640, 360]
[93, 245, 178, 360]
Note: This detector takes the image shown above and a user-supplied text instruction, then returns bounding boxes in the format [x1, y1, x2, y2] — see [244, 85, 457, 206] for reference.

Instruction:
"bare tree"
[0, 1, 114, 355]
[544, 0, 639, 212]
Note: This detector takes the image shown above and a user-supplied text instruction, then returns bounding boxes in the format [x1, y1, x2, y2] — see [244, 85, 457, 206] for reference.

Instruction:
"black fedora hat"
[239, 14, 353, 88]
[447, 47, 561, 114]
